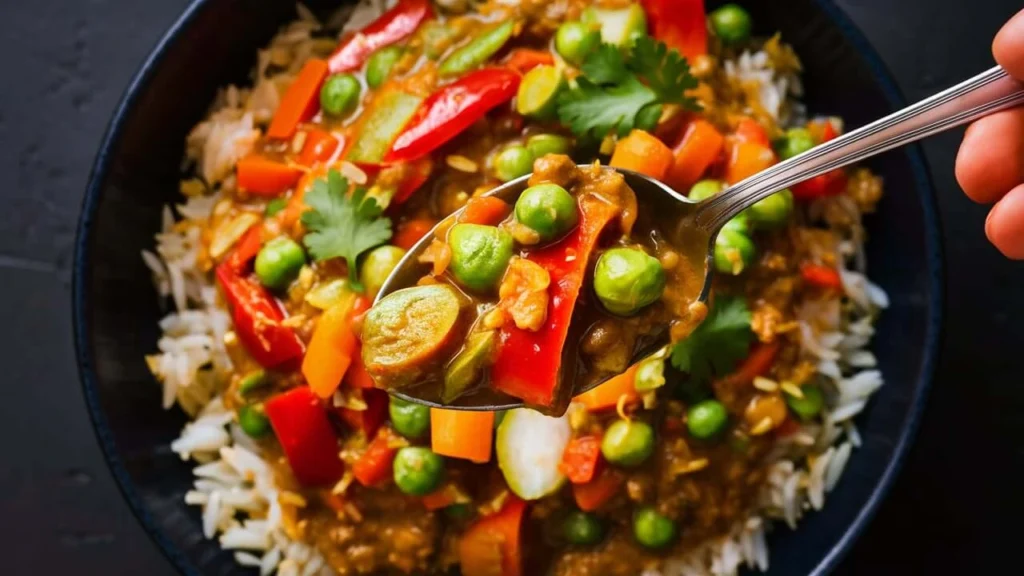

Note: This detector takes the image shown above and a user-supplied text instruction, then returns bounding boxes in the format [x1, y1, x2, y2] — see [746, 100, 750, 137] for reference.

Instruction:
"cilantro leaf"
[670, 296, 753, 386]
[581, 43, 630, 85]
[556, 38, 700, 141]
[557, 76, 658, 140]
[627, 36, 700, 109]
[301, 169, 392, 287]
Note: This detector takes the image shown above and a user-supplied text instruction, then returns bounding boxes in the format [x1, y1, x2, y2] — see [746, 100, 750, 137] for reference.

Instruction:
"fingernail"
[985, 205, 997, 241]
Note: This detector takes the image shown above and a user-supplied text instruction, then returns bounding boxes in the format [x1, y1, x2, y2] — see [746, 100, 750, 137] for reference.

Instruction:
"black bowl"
[73, 1, 943, 574]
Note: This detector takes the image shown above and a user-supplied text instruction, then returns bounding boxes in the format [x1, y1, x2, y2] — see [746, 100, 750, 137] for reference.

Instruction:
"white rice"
[141, 11, 890, 576]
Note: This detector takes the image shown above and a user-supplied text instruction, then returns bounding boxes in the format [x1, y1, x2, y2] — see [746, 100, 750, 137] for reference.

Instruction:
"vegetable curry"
[198, 0, 884, 574]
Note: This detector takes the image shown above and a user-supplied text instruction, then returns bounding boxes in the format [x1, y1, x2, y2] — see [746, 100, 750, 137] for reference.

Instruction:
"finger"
[955, 107, 1024, 204]
[986, 183, 1024, 259]
[994, 9, 1024, 80]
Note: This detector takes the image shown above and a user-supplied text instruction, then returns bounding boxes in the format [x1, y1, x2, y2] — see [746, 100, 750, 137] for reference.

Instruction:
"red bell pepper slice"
[385, 68, 521, 163]
[800, 263, 843, 289]
[792, 119, 846, 200]
[224, 225, 263, 273]
[715, 341, 780, 387]
[458, 496, 527, 576]
[328, 0, 433, 73]
[642, 0, 707, 60]
[337, 387, 390, 438]
[265, 387, 344, 487]
[215, 264, 305, 368]
[791, 169, 847, 201]
[559, 435, 603, 484]
[392, 157, 434, 204]
[351, 427, 398, 487]
[490, 197, 621, 406]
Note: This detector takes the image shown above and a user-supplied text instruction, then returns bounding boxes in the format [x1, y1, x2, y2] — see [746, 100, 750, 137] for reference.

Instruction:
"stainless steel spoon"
[379, 65, 1024, 412]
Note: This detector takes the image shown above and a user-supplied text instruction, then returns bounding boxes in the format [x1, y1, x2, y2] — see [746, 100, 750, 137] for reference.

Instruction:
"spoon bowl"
[379, 167, 711, 411]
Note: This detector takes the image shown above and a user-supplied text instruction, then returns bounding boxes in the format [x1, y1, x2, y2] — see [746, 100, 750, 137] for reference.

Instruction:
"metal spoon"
[379, 66, 1024, 411]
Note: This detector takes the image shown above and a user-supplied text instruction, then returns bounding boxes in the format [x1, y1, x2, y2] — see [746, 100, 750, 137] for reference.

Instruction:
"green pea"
[448, 224, 514, 292]
[601, 419, 655, 467]
[320, 73, 361, 117]
[238, 369, 269, 396]
[389, 396, 431, 439]
[710, 4, 753, 44]
[526, 134, 572, 158]
[777, 128, 815, 160]
[563, 511, 604, 545]
[439, 20, 515, 76]
[516, 65, 566, 120]
[745, 189, 793, 229]
[493, 146, 535, 182]
[238, 404, 271, 438]
[633, 507, 676, 549]
[785, 383, 824, 420]
[514, 183, 578, 242]
[365, 46, 404, 89]
[555, 21, 600, 66]
[265, 197, 288, 217]
[255, 237, 306, 290]
[593, 247, 666, 316]
[635, 103, 663, 132]
[688, 179, 724, 201]
[359, 245, 407, 297]
[721, 213, 749, 235]
[713, 228, 755, 275]
[686, 399, 729, 439]
[393, 446, 445, 496]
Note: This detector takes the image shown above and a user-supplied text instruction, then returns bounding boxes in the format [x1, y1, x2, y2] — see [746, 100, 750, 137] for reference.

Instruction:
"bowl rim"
[72, 0, 944, 574]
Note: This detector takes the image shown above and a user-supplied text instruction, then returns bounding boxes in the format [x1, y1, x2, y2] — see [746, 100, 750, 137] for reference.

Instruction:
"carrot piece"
[801, 263, 843, 289]
[459, 196, 512, 226]
[345, 347, 378, 389]
[352, 428, 398, 487]
[302, 295, 370, 399]
[665, 119, 725, 191]
[609, 130, 675, 180]
[268, 59, 330, 140]
[717, 341, 781, 387]
[393, 218, 436, 250]
[572, 364, 639, 412]
[430, 408, 494, 463]
[733, 117, 771, 147]
[297, 128, 342, 167]
[505, 48, 555, 74]
[459, 496, 527, 576]
[236, 155, 304, 197]
[421, 484, 458, 511]
[725, 141, 776, 185]
[559, 435, 603, 484]
[393, 157, 434, 204]
[572, 469, 624, 512]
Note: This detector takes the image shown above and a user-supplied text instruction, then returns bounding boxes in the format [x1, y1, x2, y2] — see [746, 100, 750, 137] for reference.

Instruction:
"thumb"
[994, 9, 1024, 79]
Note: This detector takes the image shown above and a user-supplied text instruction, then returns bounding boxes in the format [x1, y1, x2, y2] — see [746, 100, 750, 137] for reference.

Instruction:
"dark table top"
[2, 0, 1022, 573]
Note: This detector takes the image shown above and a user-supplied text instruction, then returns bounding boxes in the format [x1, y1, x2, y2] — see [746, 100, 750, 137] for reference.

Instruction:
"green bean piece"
[439, 21, 515, 76]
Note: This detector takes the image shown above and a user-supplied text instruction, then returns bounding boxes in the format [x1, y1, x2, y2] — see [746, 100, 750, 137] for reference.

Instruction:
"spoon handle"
[695, 66, 1024, 230]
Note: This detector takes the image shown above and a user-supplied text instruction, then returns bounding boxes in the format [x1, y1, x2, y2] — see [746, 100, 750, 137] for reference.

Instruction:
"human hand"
[956, 9, 1024, 259]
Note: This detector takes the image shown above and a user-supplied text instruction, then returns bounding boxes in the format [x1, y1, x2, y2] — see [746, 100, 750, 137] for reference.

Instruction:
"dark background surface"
[1, 0, 1021, 574]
